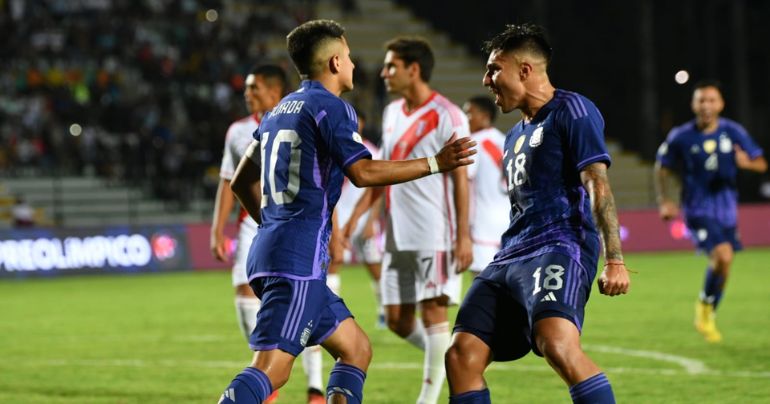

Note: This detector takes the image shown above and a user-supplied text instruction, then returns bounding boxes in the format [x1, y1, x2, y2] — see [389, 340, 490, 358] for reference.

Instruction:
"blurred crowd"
[0, 0, 320, 204]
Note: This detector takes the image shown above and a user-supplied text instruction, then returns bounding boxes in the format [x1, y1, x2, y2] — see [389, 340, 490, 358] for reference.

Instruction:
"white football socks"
[301, 345, 324, 391]
[417, 322, 450, 404]
[234, 296, 260, 341]
[405, 318, 427, 350]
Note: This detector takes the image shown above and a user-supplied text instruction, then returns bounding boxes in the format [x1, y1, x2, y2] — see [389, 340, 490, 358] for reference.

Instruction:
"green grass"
[1, 249, 769, 403]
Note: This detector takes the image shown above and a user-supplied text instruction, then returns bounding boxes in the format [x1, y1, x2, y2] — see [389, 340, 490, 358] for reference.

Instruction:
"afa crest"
[529, 126, 544, 147]
[719, 134, 732, 153]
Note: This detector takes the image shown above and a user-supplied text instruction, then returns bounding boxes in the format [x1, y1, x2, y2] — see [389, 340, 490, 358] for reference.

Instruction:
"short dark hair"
[250, 64, 289, 95]
[483, 23, 552, 64]
[693, 79, 722, 94]
[468, 95, 498, 123]
[286, 19, 345, 78]
[385, 37, 435, 83]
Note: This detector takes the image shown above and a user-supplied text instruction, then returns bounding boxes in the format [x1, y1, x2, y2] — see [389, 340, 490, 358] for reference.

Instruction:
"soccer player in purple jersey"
[444, 24, 630, 404]
[217, 19, 476, 404]
[654, 81, 767, 343]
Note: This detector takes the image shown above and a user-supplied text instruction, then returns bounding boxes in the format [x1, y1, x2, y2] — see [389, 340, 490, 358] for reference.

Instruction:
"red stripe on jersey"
[237, 207, 249, 225]
[386, 109, 440, 211]
[481, 138, 504, 169]
[390, 109, 440, 161]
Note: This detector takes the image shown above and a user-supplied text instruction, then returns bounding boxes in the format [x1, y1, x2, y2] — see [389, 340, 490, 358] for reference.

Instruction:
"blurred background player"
[11, 194, 36, 228]
[463, 95, 508, 276]
[654, 80, 767, 343]
[220, 19, 476, 404]
[445, 23, 630, 404]
[330, 107, 386, 328]
[344, 36, 472, 404]
[209, 64, 326, 403]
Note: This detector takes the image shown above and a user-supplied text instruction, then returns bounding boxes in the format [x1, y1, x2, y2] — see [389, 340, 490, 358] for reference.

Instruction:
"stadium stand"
[0, 0, 318, 226]
[0, 0, 665, 228]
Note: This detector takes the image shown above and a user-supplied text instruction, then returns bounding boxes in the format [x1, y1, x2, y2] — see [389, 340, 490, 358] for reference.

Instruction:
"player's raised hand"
[435, 137, 477, 172]
[598, 261, 630, 296]
[658, 200, 679, 221]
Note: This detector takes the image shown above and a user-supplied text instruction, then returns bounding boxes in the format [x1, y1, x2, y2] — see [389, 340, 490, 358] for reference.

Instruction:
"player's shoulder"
[226, 115, 258, 136]
[284, 85, 356, 124]
[472, 127, 502, 141]
[666, 120, 696, 142]
[431, 92, 467, 126]
[384, 98, 405, 115]
[719, 117, 749, 135]
[551, 89, 600, 121]
[308, 89, 356, 122]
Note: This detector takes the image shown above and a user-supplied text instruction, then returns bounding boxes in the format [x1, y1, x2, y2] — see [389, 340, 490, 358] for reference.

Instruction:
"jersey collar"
[300, 80, 331, 93]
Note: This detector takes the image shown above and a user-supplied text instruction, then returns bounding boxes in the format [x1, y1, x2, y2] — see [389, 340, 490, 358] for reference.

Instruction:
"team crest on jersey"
[719, 134, 732, 153]
[703, 139, 716, 154]
[529, 126, 544, 147]
[514, 136, 526, 153]
[690, 145, 700, 154]
[352, 131, 364, 144]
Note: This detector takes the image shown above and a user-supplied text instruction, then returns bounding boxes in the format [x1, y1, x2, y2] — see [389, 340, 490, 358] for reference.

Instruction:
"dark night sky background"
[402, 0, 769, 156]
[402, 0, 770, 200]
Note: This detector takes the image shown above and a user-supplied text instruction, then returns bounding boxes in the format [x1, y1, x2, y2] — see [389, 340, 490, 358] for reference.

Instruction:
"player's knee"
[711, 244, 734, 271]
[444, 342, 465, 371]
[445, 338, 479, 373]
[536, 334, 576, 368]
[272, 371, 291, 390]
[339, 333, 372, 368]
[714, 253, 733, 272]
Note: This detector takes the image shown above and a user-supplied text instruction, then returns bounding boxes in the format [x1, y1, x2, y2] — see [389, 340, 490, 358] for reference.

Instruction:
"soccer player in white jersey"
[345, 37, 473, 404]
[210, 64, 325, 404]
[464, 96, 509, 276]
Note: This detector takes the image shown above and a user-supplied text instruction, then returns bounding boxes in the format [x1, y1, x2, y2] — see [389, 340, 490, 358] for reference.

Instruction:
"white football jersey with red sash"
[380, 92, 470, 252]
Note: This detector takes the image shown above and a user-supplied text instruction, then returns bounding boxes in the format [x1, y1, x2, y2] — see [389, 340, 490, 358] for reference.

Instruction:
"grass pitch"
[1, 249, 769, 403]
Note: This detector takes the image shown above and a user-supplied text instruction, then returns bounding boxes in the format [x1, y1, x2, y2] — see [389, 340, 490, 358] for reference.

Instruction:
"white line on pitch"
[2, 358, 769, 379]
[583, 344, 709, 374]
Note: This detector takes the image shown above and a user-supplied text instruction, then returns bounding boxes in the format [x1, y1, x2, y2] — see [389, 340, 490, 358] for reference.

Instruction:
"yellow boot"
[695, 301, 722, 343]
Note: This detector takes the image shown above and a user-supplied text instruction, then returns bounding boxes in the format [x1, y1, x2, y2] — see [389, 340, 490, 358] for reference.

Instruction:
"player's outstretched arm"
[580, 162, 630, 297]
[734, 145, 768, 173]
[346, 137, 476, 187]
[653, 162, 679, 221]
[230, 150, 263, 225]
[211, 178, 236, 261]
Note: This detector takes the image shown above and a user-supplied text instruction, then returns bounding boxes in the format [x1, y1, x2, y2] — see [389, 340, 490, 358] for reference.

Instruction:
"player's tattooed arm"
[580, 162, 623, 262]
[653, 162, 679, 221]
[581, 162, 630, 296]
